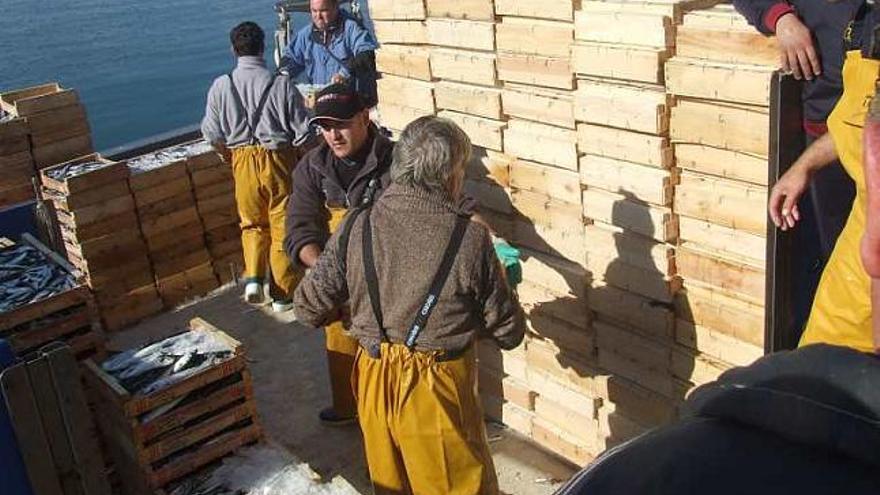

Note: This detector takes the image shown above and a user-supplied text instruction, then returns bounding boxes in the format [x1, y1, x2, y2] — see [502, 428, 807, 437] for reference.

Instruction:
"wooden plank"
[675, 317, 763, 367]
[426, 18, 495, 52]
[671, 98, 770, 155]
[675, 25, 778, 66]
[675, 170, 767, 235]
[520, 247, 588, 298]
[526, 316, 596, 365]
[25, 103, 88, 137]
[588, 249, 680, 303]
[531, 417, 599, 465]
[8, 306, 92, 352]
[0, 286, 90, 333]
[495, 17, 573, 58]
[670, 345, 731, 387]
[666, 56, 774, 106]
[597, 339, 676, 399]
[1, 364, 66, 495]
[190, 166, 231, 187]
[376, 45, 433, 81]
[580, 154, 675, 206]
[140, 207, 201, 238]
[575, 78, 669, 134]
[575, 10, 673, 48]
[437, 110, 505, 151]
[503, 119, 578, 171]
[676, 244, 765, 303]
[582, 188, 678, 242]
[369, 0, 426, 20]
[526, 364, 598, 415]
[0, 184, 34, 208]
[514, 219, 587, 266]
[512, 188, 583, 232]
[592, 373, 676, 426]
[425, 0, 495, 20]
[579, 0, 719, 23]
[674, 143, 768, 186]
[584, 221, 676, 276]
[501, 84, 575, 129]
[58, 210, 141, 244]
[61, 193, 135, 227]
[675, 282, 764, 347]
[494, 0, 575, 21]
[376, 75, 435, 114]
[578, 123, 673, 168]
[572, 41, 670, 84]
[534, 395, 599, 447]
[435, 81, 502, 120]
[517, 281, 590, 329]
[1, 83, 80, 116]
[430, 48, 497, 86]
[40, 153, 127, 195]
[678, 215, 765, 263]
[43, 179, 130, 210]
[31, 134, 94, 170]
[145, 222, 206, 252]
[496, 52, 573, 90]
[128, 160, 188, 191]
[134, 178, 193, 208]
[590, 283, 675, 339]
[378, 103, 433, 134]
[373, 21, 427, 44]
[466, 148, 512, 187]
[44, 346, 113, 495]
[510, 159, 581, 205]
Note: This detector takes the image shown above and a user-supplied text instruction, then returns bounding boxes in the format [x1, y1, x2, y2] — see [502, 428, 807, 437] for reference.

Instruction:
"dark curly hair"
[230, 22, 264, 57]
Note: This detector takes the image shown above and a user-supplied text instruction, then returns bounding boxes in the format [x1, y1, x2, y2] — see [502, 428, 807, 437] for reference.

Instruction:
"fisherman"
[282, 0, 379, 106]
[293, 115, 525, 494]
[202, 21, 311, 312]
[769, 1, 880, 352]
[283, 83, 392, 425]
[733, 0, 861, 335]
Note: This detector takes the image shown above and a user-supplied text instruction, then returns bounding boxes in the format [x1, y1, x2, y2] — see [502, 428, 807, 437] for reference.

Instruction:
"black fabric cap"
[309, 83, 366, 125]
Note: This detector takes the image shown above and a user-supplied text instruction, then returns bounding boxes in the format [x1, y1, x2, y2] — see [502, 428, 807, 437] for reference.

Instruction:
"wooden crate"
[676, 6, 778, 66]
[26, 103, 90, 147]
[670, 98, 770, 156]
[373, 21, 427, 44]
[510, 159, 581, 205]
[1, 343, 113, 495]
[665, 57, 774, 106]
[578, 123, 673, 168]
[495, 17, 573, 59]
[377, 45, 434, 81]
[425, 0, 495, 20]
[590, 283, 675, 340]
[584, 221, 676, 277]
[580, 154, 675, 206]
[572, 41, 670, 85]
[575, 79, 669, 135]
[494, 0, 575, 21]
[0, 234, 105, 361]
[435, 81, 502, 120]
[675, 282, 764, 348]
[504, 119, 578, 171]
[676, 244, 765, 304]
[369, 0, 426, 20]
[32, 133, 94, 170]
[582, 188, 678, 243]
[674, 143, 768, 186]
[438, 110, 505, 151]
[84, 319, 262, 493]
[41, 153, 129, 195]
[496, 52, 574, 90]
[430, 48, 497, 86]
[502, 84, 575, 129]
[0, 82, 80, 117]
[376, 75, 436, 113]
[678, 215, 765, 263]
[0, 117, 31, 156]
[575, 9, 674, 48]
[378, 103, 433, 133]
[675, 170, 767, 236]
[426, 18, 495, 52]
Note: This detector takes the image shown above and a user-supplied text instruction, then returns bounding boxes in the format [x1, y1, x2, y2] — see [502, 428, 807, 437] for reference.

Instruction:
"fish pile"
[128, 140, 215, 174]
[0, 243, 77, 313]
[0, 108, 15, 123]
[45, 160, 113, 181]
[101, 330, 234, 396]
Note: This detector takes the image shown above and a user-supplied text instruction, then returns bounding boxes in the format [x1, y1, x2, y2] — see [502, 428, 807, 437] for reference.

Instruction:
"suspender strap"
[404, 215, 469, 349]
[226, 73, 279, 145]
[361, 209, 389, 342]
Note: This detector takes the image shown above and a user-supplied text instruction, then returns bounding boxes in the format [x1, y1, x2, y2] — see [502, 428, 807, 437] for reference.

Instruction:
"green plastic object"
[493, 240, 522, 289]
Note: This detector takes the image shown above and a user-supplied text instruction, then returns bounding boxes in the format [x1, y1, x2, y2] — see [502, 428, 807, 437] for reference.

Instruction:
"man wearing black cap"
[284, 83, 393, 425]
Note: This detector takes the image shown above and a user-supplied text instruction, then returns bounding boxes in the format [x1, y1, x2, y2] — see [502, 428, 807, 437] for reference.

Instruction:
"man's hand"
[768, 165, 811, 231]
[299, 243, 323, 269]
[775, 13, 821, 81]
[331, 73, 347, 84]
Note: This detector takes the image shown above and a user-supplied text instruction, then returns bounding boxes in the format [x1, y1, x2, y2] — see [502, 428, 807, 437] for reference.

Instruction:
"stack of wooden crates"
[0, 83, 95, 209]
[370, 0, 778, 466]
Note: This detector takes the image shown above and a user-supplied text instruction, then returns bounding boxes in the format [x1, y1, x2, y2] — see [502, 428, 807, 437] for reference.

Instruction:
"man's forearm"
[791, 132, 837, 175]
[211, 141, 232, 163]
[299, 243, 323, 268]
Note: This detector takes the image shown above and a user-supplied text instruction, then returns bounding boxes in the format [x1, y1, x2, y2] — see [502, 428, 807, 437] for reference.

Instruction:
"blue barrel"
[0, 339, 34, 495]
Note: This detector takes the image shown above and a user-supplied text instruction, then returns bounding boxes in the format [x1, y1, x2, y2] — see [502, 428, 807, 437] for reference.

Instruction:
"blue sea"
[1, 0, 308, 150]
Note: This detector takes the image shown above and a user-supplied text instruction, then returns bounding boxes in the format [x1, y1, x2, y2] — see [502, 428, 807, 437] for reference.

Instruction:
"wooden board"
[128, 160, 188, 191]
[590, 284, 675, 339]
[31, 133, 94, 170]
[369, 0, 426, 20]
[133, 177, 193, 208]
[678, 215, 765, 263]
[24, 103, 88, 139]
[674, 143, 768, 186]
[377, 45, 433, 81]
[587, 249, 680, 303]
[578, 123, 673, 169]
[526, 363, 599, 415]
[572, 41, 670, 84]
[496, 52, 573, 90]
[425, 0, 495, 20]
[0, 82, 80, 117]
[670, 345, 731, 387]
[437, 110, 505, 151]
[427, 18, 495, 52]
[671, 98, 770, 155]
[514, 219, 587, 266]
[676, 24, 777, 66]
[675, 317, 763, 367]
[494, 0, 575, 21]
[435, 81, 502, 120]
[580, 154, 675, 206]
[376, 75, 435, 113]
[59, 193, 135, 228]
[575, 78, 669, 135]
[40, 153, 128, 195]
[578, 0, 720, 23]
[495, 17, 573, 58]
[584, 221, 676, 276]
[582, 187, 678, 242]
[675, 170, 767, 235]
[502, 84, 575, 129]
[520, 247, 589, 298]
[534, 395, 599, 447]
[43, 179, 130, 210]
[510, 159, 581, 205]
[676, 244, 765, 304]
[675, 282, 764, 347]
[430, 48, 497, 86]
[512, 188, 583, 232]
[517, 280, 590, 329]
[574, 10, 673, 48]
[665, 56, 774, 106]
[526, 316, 596, 364]
[503, 119, 578, 171]
[373, 21, 427, 44]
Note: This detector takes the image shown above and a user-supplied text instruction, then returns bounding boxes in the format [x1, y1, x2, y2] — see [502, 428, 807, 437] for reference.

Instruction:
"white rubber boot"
[244, 282, 264, 304]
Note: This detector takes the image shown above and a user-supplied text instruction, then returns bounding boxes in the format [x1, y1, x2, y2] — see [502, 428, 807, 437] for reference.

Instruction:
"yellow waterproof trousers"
[353, 343, 499, 495]
[326, 207, 360, 417]
[231, 145, 301, 299]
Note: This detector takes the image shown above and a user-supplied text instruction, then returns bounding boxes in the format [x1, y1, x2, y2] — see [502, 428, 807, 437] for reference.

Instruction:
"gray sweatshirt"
[201, 56, 311, 150]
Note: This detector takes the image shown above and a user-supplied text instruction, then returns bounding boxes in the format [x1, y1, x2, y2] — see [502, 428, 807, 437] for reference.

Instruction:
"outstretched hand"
[768, 166, 811, 231]
[775, 13, 821, 81]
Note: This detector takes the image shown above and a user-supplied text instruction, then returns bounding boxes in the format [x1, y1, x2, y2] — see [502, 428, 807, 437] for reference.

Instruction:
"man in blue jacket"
[734, 0, 861, 335]
[283, 0, 379, 106]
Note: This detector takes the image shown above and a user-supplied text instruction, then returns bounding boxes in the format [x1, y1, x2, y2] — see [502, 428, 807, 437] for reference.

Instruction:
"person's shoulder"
[206, 74, 230, 95]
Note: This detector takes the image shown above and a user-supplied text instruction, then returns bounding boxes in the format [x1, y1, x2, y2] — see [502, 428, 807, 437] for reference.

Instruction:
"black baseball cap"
[308, 83, 367, 126]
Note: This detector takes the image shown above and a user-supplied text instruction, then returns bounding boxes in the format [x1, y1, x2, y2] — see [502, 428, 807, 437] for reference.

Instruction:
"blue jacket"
[732, 0, 860, 135]
[284, 12, 378, 103]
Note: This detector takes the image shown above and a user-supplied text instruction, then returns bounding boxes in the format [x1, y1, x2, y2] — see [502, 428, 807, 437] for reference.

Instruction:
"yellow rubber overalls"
[800, 50, 877, 352]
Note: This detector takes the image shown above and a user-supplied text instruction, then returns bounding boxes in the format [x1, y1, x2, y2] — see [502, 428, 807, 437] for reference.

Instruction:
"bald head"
[310, 0, 339, 31]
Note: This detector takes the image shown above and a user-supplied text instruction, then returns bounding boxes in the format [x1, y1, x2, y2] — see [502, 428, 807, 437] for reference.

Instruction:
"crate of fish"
[83, 317, 261, 494]
[0, 234, 105, 360]
[40, 153, 129, 196]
